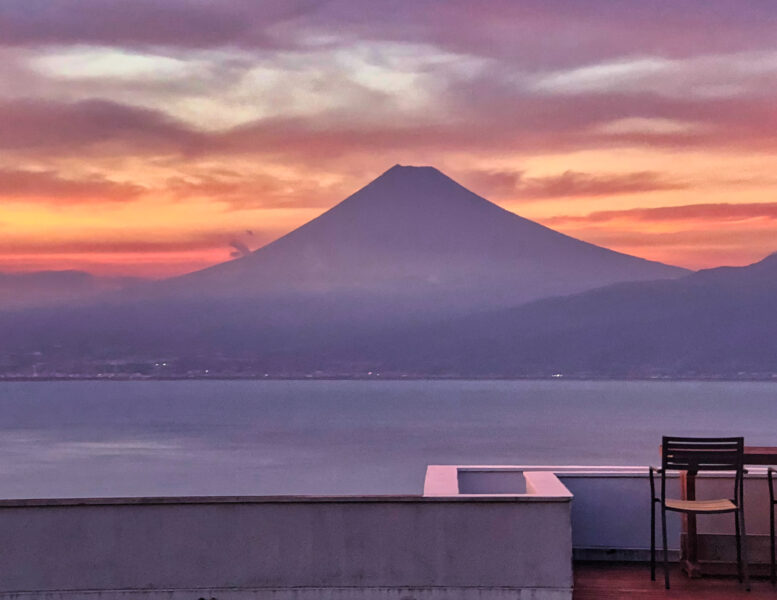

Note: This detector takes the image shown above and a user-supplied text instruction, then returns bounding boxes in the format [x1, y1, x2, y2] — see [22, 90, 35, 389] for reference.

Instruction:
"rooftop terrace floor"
[574, 562, 774, 599]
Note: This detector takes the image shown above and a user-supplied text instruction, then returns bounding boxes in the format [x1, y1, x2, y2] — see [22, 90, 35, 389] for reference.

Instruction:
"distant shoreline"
[1, 375, 776, 383]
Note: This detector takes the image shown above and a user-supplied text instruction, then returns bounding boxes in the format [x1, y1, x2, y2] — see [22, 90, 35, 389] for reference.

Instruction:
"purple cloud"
[0, 0, 318, 49]
[0, 98, 203, 154]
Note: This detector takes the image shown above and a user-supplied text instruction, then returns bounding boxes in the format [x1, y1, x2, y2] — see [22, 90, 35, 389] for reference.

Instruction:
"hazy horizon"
[3, 160, 777, 281]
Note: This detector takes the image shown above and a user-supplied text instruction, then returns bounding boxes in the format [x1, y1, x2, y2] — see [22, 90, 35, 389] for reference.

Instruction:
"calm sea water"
[0, 380, 775, 498]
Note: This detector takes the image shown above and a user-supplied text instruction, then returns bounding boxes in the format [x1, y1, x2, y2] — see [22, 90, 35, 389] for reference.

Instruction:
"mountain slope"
[371, 252, 777, 377]
[159, 164, 687, 313]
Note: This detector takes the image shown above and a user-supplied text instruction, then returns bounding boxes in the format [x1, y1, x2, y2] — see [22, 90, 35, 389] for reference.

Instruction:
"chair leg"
[735, 508, 743, 582]
[771, 502, 776, 585]
[661, 506, 670, 589]
[651, 500, 656, 581]
[740, 507, 751, 592]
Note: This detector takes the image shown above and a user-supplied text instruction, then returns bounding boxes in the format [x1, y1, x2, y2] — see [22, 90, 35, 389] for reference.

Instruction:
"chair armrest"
[769, 468, 776, 504]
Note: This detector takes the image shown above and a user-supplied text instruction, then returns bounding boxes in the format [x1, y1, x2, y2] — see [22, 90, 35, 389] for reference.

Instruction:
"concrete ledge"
[0, 586, 572, 600]
[0, 494, 560, 508]
[423, 466, 573, 500]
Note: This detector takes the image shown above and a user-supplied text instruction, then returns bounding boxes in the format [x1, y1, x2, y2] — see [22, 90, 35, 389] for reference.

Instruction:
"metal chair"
[769, 467, 777, 584]
[649, 436, 749, 590]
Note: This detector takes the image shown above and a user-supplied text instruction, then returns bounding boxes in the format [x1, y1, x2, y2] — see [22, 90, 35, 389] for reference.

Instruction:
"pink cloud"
[2, 90, 777, 167]
[546, 202, 777, 225]
[464, 169, 686, 200]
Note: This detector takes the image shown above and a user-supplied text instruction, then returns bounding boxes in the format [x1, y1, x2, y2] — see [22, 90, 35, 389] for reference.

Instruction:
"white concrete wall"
[0, 495, 573, 600]
[556, 469, 682, 555]
[7, 465, 767, 598]
[558, 468, 773, 559]
[424, 466, 775, 562]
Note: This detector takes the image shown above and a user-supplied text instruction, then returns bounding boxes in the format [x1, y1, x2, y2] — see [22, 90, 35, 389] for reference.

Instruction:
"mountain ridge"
[364, 250, 777, 377]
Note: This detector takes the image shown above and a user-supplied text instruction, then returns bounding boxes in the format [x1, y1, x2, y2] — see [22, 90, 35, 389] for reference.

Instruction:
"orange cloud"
[165, 171, 343, 209]
[541, 204, 777, 270]
[0, 168, 144, 204]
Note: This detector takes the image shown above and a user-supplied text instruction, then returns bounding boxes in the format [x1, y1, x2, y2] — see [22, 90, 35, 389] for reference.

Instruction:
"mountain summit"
[164, 165, 687, 313]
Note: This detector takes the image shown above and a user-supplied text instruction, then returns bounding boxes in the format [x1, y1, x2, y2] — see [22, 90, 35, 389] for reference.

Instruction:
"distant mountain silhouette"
[0, 164, 699, 376]
[157, 164, 687, 313]
[368, 252, 777, 377]
[0, 270, 143, 310]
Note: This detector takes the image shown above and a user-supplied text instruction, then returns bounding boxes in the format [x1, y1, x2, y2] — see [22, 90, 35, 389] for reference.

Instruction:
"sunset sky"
[2, 1, 777, 277]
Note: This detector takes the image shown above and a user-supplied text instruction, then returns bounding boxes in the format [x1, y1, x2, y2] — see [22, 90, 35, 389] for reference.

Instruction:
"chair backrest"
[662, 436, 744, 473]
[660, 436, 745, 503]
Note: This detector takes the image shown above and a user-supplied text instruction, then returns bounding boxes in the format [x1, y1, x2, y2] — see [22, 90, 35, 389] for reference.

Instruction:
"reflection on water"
[0, 379, 775, 498]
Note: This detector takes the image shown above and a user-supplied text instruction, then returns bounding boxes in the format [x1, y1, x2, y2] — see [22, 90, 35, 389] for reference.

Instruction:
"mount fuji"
[157, 164, 687, 313]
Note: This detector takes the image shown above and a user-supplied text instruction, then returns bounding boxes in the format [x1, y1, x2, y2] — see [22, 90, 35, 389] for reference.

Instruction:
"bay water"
[1, 379, 775, 498]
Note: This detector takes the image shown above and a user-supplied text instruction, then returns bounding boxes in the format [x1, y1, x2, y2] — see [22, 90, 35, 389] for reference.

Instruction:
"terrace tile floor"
[574, 562, 775, 599]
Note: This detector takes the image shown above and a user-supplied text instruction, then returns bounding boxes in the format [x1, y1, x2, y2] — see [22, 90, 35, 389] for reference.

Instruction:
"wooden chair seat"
[665, 498, 736, 513]
[650, 436, 748, 591]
